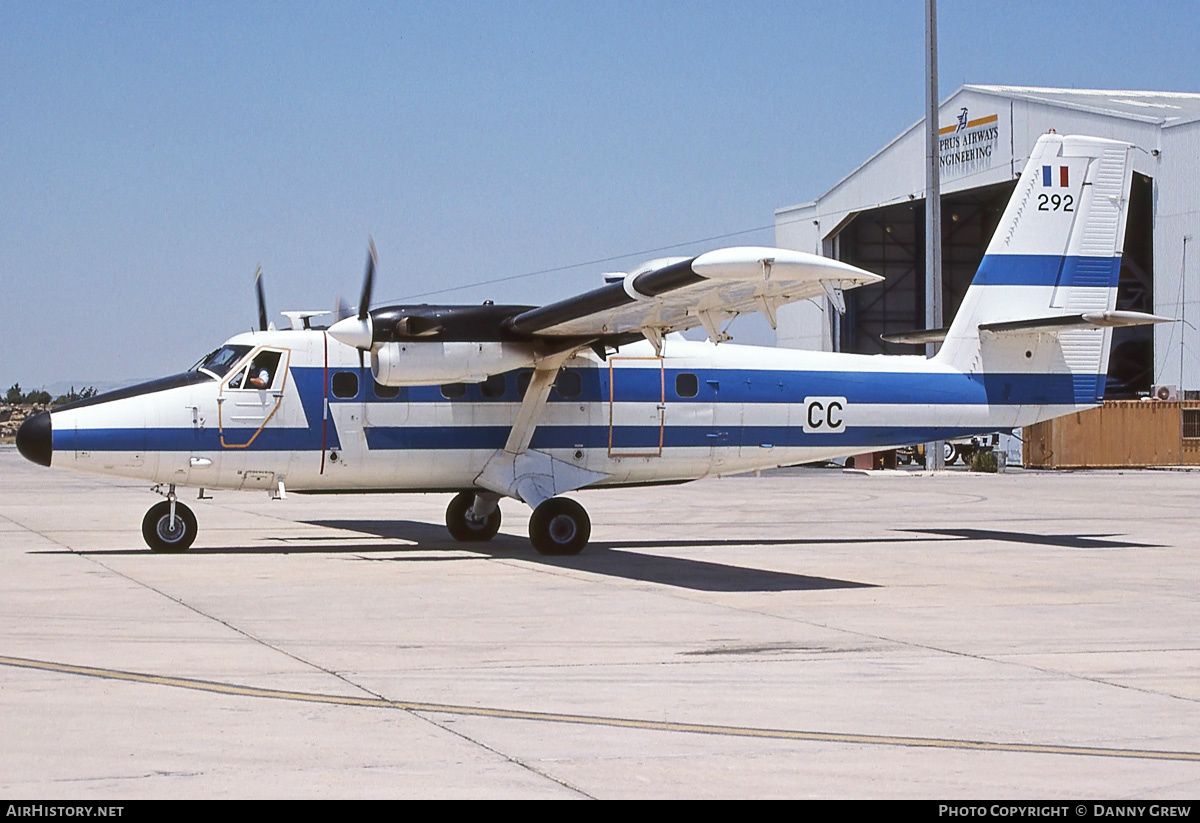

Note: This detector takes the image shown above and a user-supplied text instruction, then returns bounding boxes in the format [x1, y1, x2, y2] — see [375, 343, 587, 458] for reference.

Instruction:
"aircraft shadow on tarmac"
[903, 528, 1165, 550]
[301, 519, 877, 593]
[41, 524, 1156, 593]
[45, 520, 873, 592]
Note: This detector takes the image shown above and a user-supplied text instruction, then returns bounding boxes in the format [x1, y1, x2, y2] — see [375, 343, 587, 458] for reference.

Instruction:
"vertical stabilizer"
[936, 134, 1135, 411]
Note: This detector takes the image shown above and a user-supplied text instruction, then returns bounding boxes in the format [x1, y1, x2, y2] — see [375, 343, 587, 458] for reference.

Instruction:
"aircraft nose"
[15, 411, 52, 467]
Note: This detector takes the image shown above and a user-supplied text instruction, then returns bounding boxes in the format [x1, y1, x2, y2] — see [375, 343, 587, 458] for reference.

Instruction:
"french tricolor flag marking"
[1042, 165, 1069, 187]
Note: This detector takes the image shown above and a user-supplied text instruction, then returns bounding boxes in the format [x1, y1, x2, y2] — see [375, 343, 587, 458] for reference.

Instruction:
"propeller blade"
[334, 294, 352, 323]
[328, 239, 379, 349]
[255, 265, 268, 331]
[359, 237, 377, 321]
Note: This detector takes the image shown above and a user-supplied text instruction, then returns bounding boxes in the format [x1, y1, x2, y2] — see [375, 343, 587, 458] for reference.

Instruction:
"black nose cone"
[16, 411, 52, 467]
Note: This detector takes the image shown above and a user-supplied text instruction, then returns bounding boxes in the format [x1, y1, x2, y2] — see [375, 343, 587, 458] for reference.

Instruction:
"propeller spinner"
[328, 239, 377, 349]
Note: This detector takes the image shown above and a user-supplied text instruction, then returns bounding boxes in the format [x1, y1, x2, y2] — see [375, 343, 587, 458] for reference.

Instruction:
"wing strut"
[474, 348, 609, 509]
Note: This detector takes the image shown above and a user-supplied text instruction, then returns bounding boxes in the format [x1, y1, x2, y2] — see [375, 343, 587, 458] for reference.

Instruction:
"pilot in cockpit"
[247, 358, 274, 389]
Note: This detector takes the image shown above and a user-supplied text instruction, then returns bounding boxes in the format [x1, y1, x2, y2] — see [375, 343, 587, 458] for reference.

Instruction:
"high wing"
[506, 246, 882, 351]
[328, 245, 882, 356]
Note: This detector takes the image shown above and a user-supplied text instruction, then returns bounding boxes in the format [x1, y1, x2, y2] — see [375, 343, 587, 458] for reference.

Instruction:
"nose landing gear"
[142, 486, 197, 552]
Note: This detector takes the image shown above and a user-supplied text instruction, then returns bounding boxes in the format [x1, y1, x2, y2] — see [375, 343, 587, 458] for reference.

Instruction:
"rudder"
[936, 134, 1140, 411]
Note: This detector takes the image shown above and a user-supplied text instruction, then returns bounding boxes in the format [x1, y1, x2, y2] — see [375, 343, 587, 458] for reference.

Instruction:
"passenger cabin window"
[332, 371, 359, 399]
[554, 370, 582, 399]
[480, 374, 506, 399]
[676, 372, 699, 398]
[516, 372, 532, 398]
[441, 383, 466, 399]
[374, 380, 399, 399]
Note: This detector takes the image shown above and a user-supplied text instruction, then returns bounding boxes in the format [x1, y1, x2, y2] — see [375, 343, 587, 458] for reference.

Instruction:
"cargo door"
[608, 357, 664, 457]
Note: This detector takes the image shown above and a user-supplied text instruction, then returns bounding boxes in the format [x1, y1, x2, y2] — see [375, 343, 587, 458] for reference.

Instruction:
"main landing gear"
[528, 497, 590, 555]
[445, 491, 502, 542]
[444, 493, 591, 555]
[141, 487, 197, 552]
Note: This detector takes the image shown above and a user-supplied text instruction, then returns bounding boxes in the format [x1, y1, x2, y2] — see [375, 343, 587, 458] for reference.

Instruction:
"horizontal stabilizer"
[880, 327, 949, 345]
[979, 311, 1173, 335]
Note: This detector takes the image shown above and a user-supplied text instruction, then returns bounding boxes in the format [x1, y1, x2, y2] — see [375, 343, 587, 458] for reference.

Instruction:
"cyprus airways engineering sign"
[939, 107, 1000, 178]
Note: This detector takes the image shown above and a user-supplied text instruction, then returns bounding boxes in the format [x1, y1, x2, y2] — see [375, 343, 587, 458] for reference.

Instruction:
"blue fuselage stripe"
[54, 367, 1103, 454]
[60, 424, 1001, 453]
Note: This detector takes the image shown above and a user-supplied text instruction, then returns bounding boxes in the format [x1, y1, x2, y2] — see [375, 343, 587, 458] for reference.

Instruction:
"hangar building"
[775, 85, 1200, 398]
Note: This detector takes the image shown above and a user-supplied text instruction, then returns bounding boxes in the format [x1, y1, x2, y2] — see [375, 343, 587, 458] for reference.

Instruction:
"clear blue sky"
[3, 1, 1197, 388]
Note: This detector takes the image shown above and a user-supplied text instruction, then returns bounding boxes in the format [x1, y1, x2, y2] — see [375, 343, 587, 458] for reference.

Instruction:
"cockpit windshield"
[194, 345, 252, 377]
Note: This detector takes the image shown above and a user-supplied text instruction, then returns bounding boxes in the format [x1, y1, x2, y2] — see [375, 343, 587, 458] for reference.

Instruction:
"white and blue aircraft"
[16, 134, 1167, 555]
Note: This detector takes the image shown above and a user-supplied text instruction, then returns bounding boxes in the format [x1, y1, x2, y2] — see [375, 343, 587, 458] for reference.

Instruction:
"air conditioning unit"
[1153, 384, 1180, 402]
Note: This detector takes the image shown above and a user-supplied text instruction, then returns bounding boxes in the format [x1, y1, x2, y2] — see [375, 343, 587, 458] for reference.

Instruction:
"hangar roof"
[967, 85, 1200, 127]
[777, 84, 1200, 215]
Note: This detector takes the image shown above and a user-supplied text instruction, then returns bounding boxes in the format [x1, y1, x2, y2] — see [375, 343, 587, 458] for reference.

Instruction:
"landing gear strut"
[142, 491, 198, 553]
[445, 492, 502, 542]
[528, 497, 590, 556]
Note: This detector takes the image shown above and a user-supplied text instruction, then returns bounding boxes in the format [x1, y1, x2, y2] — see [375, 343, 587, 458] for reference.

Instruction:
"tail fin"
[936, 133, 1162, 410]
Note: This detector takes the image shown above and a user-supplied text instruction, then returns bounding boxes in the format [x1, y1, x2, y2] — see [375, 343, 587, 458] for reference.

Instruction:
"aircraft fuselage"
[33, 330, 1072, 495]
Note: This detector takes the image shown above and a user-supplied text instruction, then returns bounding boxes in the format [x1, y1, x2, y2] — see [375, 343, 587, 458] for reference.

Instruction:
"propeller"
[255, 264, 269, 331]
[328, 238, 378, 350]
[360, 237, 376, 321]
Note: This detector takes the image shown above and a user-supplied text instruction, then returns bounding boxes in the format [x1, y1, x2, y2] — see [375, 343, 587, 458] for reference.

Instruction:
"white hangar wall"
[774, 85, 1200, 394]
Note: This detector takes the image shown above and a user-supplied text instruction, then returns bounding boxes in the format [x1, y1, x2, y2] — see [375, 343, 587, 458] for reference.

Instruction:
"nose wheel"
[142, 500, 198, 552]
[528, 497, 590, 555]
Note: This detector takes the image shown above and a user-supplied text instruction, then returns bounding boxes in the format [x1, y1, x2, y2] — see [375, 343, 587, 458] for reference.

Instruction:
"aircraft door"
[608, 357, 664, 457]
[218, 347, 290, 449]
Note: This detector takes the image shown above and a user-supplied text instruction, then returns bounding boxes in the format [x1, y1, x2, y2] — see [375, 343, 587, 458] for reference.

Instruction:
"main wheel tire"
[445, 492, 501, 542]
[142, 501, 198, 553]
[528, 497, 591, 556]
[943, 442, 959, 465]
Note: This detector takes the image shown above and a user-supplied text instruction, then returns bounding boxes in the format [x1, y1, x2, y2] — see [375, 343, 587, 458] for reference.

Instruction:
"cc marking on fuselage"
[802, 396, 846, 433]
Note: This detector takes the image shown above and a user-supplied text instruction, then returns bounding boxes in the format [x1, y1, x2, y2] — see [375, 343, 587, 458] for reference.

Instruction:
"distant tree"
[5, 384, 23, 404]
[52, 386, 98, 406]
[52, 386, 101, 406]
[25, 390, 51, 406]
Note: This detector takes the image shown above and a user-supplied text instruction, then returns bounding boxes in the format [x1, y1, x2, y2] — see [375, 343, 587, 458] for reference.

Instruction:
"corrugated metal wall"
[1024, 401, 1200, 468]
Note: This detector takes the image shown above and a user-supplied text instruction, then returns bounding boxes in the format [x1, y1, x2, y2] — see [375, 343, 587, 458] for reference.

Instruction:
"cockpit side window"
[196, 345, 252, 378]
[227, 349, 286, 391]
[245, 351, 282, 389]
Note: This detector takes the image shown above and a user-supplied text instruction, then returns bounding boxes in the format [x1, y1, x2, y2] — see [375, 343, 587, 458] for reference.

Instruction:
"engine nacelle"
[371, 341, 539, 386]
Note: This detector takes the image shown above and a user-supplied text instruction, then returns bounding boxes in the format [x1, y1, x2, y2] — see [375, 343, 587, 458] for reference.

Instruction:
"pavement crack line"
[726, 600, 1200, 707]
[13, 514, 1200, 772]
[20, 527, 589, 796]
[501, 545, 1200, 708]
[408, 711, 594, 799]
[2, 653, 1199, 764]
